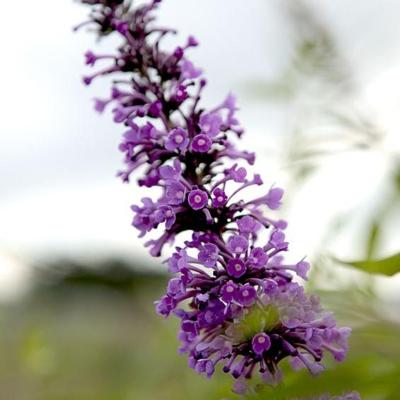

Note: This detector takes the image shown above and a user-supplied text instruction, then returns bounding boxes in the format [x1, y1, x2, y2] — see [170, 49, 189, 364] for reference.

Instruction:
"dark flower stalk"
[75, 0, 352, 393]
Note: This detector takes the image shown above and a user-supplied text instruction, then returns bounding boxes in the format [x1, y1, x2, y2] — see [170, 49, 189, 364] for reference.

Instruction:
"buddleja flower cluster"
[76, 0, 351, 392]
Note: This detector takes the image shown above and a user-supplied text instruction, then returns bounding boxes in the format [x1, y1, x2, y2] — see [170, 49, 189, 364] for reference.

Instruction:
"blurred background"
[0, 0, 400, 398]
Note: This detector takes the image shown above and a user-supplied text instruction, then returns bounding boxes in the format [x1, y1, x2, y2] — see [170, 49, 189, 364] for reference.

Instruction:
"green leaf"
[365, 220, 380, 260]
[394, 165, 400, 195]
[334, 253, 400, 276]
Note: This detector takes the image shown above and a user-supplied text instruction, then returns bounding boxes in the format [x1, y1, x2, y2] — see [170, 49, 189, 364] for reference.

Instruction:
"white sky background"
[0, 0, 400, 299]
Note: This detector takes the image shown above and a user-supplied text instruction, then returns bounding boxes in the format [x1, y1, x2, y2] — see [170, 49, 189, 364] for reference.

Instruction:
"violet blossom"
[76, 0, 352, 393]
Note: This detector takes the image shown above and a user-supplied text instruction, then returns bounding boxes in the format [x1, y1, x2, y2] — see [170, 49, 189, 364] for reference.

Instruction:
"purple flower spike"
[76, 0, 351, 391]
[188, 189, 208, 210]
[191, 134, 212, 153]
[252, 333, 271, 355]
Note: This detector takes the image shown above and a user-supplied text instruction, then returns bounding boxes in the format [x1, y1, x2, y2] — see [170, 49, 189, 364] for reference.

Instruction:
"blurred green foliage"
[334, 253, 400, 276]
[0, 263, 234, 400]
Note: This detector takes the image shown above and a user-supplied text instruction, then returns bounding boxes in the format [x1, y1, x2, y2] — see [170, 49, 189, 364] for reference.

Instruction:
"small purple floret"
[198, 243, 219, 268]
[227, 235, 249, 254]
[226, 258, 246, 278]
[165, 128, 189, 152]
[191, 134, 212, 153]
[237, 284, 257, 306]
[252, 333, 271, 355]
[220, 281, 238, 302]
[211, 188, 228, 208]
[188, 189, 208, 210]
[165, 181, 186, 205]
